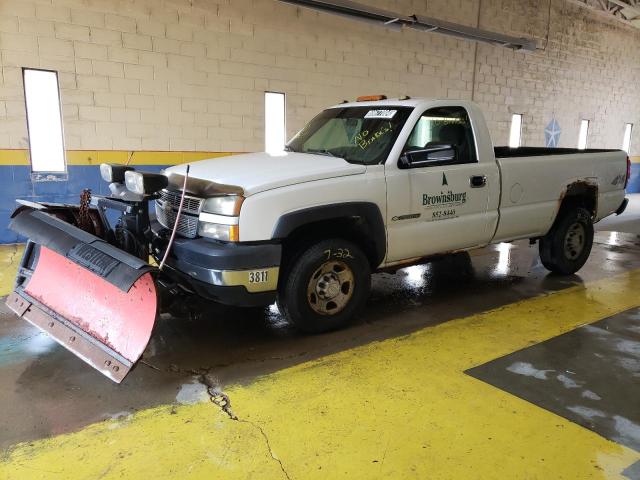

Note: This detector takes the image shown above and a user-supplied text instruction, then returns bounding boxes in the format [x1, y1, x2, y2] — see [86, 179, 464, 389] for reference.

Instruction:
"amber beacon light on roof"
[356, 95, 387, 102]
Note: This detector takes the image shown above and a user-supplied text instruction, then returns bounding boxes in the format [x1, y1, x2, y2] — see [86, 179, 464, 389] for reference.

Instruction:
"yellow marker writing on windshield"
[355, 122, 393, 150]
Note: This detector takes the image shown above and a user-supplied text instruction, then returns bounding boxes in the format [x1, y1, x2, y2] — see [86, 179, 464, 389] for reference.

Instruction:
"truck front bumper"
[152, 221, 281, 307]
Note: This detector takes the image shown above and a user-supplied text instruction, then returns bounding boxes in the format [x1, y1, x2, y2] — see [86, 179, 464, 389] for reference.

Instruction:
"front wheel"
[278, 239, 371, 333]
[539, 206, 594, 275]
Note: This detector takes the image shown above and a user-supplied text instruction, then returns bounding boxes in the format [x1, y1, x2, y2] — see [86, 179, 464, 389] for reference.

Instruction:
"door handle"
[470, 175, 487, 188]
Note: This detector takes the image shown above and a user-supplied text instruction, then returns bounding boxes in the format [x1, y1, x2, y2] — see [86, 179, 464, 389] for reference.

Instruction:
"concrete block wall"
[0, 0, 639, 242]
[475, 0, 640, 153]
[1, 0, 639, 151]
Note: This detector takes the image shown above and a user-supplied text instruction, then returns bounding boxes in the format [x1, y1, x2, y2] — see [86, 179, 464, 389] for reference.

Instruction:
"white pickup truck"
[7, 97, 630, 381]
[150, 97, 630, 332]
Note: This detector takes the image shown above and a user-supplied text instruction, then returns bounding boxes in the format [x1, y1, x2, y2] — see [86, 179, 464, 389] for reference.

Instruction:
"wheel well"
[559, 181, 598, 218]
[280, 217, 382, 270]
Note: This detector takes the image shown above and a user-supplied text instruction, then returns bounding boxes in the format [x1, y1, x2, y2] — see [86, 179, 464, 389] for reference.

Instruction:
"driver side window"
[403, 106, 477, 165]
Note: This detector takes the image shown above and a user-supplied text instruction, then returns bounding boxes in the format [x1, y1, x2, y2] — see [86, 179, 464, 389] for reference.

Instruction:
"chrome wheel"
[564, 222, 586, 260]
[306, 260, 355, 315]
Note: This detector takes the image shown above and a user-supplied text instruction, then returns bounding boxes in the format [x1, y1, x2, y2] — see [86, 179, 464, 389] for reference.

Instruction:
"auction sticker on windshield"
[364, 110, 397, 119]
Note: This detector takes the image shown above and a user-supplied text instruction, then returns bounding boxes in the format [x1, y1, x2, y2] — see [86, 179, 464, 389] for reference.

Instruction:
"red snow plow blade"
[6, 205, 158, 383]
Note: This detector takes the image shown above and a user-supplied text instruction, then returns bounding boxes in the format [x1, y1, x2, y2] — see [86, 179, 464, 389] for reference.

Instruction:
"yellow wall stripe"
[1, 269, 640, 479]
[0, 150, 29, 166]
[0, 149, 240, 166]
[0, 149, 637, 165]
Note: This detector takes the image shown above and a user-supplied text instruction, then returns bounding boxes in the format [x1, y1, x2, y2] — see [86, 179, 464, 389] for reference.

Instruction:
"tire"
[278, 238, 371, 333]
[539, 206, 594, 275]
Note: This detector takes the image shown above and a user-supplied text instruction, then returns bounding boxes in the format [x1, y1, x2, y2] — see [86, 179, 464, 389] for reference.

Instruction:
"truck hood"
[164, 152, 366, 197]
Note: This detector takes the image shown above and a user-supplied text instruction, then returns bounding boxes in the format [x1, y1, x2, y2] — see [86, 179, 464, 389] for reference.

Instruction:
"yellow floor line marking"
[2, 270, 640, 479]
[0, 244, 23, 297]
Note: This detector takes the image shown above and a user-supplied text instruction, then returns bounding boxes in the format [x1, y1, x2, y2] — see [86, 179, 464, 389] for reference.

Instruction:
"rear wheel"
[539, 206, 594, 275]
[278, 239, 371, 333]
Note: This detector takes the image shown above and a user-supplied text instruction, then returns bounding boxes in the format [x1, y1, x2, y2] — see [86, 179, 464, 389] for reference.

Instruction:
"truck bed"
[491, 148, 627, 243]
[494, 146, 619, 158]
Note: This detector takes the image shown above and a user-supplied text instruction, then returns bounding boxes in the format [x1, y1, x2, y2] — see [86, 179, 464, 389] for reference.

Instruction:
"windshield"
[287, 106, 413, 165]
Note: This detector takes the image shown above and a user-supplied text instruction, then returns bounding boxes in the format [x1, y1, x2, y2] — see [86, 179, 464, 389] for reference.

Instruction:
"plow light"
[124, 170, 168, 195]
[100, 163, 134, 184]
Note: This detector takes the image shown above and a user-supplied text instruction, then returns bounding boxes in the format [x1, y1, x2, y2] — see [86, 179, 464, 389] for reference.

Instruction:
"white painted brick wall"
[0, 0, 638, 154]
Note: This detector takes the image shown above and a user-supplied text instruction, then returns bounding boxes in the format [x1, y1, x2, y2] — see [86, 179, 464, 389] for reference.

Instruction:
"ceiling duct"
[278, 0, 537, 51]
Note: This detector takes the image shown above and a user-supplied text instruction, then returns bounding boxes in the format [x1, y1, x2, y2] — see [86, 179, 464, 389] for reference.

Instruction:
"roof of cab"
[329, 97, 446, 109]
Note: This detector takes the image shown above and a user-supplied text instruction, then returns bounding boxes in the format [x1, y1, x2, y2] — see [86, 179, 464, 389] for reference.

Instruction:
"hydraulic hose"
[159, 165, 190, 271]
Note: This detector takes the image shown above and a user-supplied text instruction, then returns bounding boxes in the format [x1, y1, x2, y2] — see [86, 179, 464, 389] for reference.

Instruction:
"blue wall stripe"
[2, 163, 639, 244]
[0, 165, 164, 244]
[628, 164, 640, 194]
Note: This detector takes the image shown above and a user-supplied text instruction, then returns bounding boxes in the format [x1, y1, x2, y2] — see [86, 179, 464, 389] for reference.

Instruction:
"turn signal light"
[229, 225, 239, 242]
[356, 95, 387, 102]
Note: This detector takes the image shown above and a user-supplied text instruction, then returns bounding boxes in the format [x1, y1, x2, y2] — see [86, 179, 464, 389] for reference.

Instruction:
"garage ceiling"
[278, 0, 537, 50]
[573, 0, 640, 28]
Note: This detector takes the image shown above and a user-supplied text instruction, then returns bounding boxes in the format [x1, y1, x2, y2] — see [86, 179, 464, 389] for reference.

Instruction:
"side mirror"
[399, 143, 457, 169]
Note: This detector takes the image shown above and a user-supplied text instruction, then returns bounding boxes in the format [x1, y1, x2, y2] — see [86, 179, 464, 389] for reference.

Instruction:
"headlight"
[202, 195, 244, 216]
[100, 163, 133, 183]
[124, 170, 168, 195]
[198, 222, 239, 241]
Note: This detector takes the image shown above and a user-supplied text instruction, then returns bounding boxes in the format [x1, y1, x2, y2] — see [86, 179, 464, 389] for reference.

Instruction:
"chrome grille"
[158, 189, 203, 214]
[155, 189, 204, 238]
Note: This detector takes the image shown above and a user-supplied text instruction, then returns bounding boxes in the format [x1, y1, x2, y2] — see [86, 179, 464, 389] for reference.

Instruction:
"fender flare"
[271, 202, 386, 266]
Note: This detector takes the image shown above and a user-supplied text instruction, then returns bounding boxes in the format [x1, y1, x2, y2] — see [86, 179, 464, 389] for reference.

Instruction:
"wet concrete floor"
[1, 230, 640, 452]
[468, 307, 640, 451]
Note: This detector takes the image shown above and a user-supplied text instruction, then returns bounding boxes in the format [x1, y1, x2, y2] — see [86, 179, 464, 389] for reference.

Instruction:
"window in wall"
[577, 119, 590, 150]
[622, 123, 633, 153]
[23, 68, 66, 176]
[265, 92, 286, 154]
[509, 114, 523, 148]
